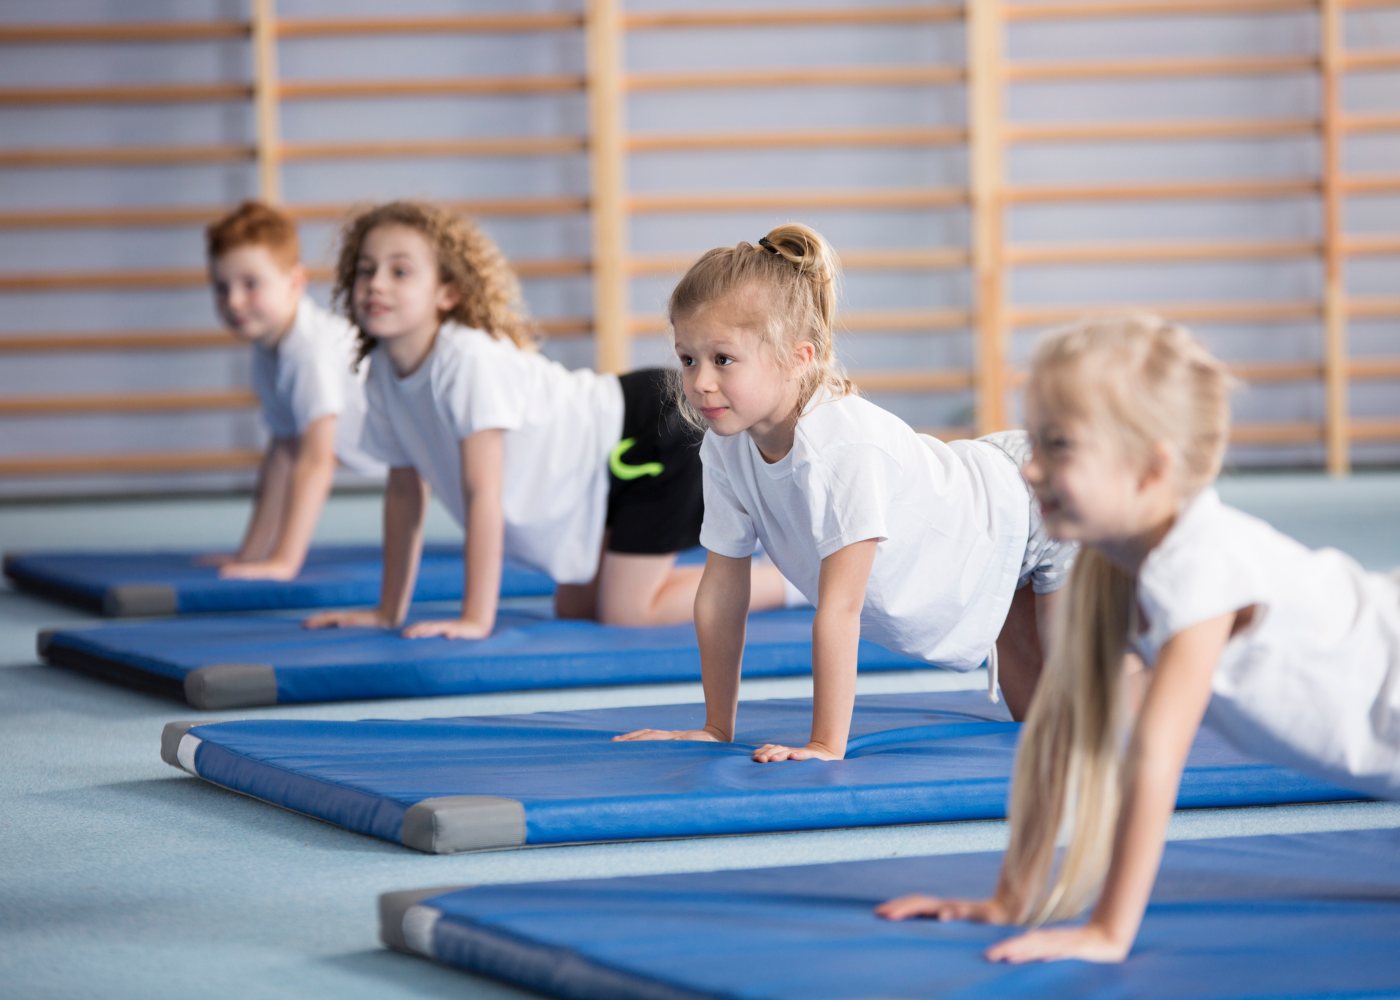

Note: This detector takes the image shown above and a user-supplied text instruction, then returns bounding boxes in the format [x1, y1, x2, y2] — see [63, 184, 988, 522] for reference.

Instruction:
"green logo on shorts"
[610, 437, 665, 480]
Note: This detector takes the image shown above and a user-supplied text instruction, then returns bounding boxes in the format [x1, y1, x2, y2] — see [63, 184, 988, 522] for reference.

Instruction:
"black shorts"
[605, 368, 704, 555]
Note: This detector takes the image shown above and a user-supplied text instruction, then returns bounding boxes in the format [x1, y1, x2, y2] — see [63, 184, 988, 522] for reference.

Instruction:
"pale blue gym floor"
[3, 474, 1400, 999]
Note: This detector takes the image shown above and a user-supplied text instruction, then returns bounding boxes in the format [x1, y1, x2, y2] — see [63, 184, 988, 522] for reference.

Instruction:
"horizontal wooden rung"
[1351, 418, 1400, 443]
[1007, 54, 1318, 83]
[0, 449, 263, 478]
[1006, 178, 1320, 203]
[1343, 112, 1400, 134]
[1344, 49, 1400, 73]
[629, 246, 969, 277]
[280, 76, 585, 100]
[853, 369, 974, 393]
[275, 13, 584, 37]
[1349, 297, 1400, 319]
[280, 137, 587, 161]
[1345, 236, 1400, 256]
[0, 331, 234, 353]
[624, 6, 966, 29]
[1344, 174, 1400, 196]
[0, 390, 256, 417]
[629, 187, 969, 214]
[1230, 421, 1324, 445]
[1006, 0, 1316, 20]
[626, 66, 966, 92]
[1008, 300, 1322, 327]
[628, 308, 973, 337]
[0, 83, 252, 106]
[0, 258, 590, 291]
[0, 145, 254, 168]
[1008, 240, 1321, 266]
[627, 126, 968, 153]
[1350, 357, 1400, 380]
[0, 21, 250, 44]
[1006, 117, 1317, 143]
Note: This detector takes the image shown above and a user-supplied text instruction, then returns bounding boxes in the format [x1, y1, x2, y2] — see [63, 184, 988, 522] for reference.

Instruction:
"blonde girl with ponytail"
[617, 224, 1076, 761]
[879, 315, 1400, 963]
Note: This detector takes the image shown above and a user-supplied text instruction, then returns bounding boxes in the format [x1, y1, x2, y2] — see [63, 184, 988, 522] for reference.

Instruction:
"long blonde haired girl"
[879, 314, 1400, 963]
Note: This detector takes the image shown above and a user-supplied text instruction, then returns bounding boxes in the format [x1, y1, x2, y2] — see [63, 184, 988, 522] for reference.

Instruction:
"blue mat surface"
[380, 826, 1400, 999]
[163, 691, 1359, 852]
[4, 544, 555, 616]
[44, 607, 926, 708]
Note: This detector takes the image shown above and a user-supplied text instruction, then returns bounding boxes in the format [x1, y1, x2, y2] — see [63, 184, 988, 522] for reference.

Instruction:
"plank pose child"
[878, 314, 1400, 962]
[205, 200, 381, 581]
[308, 201, 785, 639]
[617, 223, 1075, 762]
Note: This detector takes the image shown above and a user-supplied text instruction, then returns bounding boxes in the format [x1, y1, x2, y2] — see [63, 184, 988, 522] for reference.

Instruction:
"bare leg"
[994, 585, 1051, 721]
[595, 551, 790, 627]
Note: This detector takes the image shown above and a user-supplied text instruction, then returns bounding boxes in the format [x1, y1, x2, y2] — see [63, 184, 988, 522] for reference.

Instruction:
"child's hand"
[875, 894, 1010, 924]
[401, 618, 493, 640]
[304, 609, 396, 630]
[751, 742, 842, 763]
[219, 559, 299, 581]
[613, 726, 727, 743]
[985, 923, 1130, 964]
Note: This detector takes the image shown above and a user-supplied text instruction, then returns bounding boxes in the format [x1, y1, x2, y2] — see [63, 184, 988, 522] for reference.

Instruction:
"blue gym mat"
[161, 691, 1359, 852]
[3, 544, 555, 616]
[379, 825, 1400, 999]
[44, 607, 926, 708]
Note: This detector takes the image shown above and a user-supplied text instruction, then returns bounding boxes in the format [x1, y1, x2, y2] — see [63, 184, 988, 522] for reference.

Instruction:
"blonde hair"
[1005, 314, 1234, 925]
[667, 222, 854, 425]
[332, 201, 535, 367]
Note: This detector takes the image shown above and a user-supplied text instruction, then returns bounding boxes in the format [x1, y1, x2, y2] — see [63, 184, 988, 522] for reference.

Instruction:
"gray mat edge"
[401, 797, 528, 854]
[104, 583, 178, 617]
[183, 663, 278, 710]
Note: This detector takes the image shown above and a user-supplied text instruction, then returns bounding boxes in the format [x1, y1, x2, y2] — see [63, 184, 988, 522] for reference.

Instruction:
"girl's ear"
[435, 282, 461, 316]
[792, 339, 817, 369]
[1139, 440, 1177, 493]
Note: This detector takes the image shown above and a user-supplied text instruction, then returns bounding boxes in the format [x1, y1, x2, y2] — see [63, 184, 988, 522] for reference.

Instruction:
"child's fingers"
[874, 894, 943, 920]
[613, 729, 671, 741]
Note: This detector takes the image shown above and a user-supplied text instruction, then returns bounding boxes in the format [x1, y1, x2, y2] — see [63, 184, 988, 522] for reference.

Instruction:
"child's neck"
[1096, 500, 1179, 576]
[381, 321, 441, 378]
[748, 407, 801, 464]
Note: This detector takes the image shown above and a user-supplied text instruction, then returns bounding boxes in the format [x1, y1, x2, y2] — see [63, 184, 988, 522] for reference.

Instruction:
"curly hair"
[332, 201, 536, 367]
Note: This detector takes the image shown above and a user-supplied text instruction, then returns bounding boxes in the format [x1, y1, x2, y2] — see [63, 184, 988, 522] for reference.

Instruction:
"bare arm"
[221, 415, 338, 580]
[404, 430, 505, 639]
[753, 538, 877, 763]
[208, 440, 293, 565]
[614, 551, 752, 743]
[986, 611, 1232, 964]
[304, 465, 427, 630]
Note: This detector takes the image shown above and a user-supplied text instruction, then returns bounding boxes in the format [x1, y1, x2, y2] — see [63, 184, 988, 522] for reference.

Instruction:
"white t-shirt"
[699, 392, 1031, 669]
[250, 296, 382, 476]
[360, 323, 625, 584]
[1131, 488, 1400, 800]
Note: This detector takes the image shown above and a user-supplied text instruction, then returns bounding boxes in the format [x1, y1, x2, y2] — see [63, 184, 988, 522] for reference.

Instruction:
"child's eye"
[714, 355, 734, 367]
[392, 267, 409, 279]
[677, 355, 695, 368]
[355, 264, 374, 279]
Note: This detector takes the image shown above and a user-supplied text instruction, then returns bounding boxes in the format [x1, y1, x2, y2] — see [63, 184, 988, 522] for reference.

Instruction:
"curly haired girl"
[308, 200, 785, 638]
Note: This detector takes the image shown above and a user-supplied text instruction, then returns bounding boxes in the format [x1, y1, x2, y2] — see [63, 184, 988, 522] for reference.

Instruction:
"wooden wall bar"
[1, 0, 1397, 488]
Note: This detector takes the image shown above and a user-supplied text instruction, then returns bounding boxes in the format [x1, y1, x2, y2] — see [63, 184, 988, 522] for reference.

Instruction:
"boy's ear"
[288, 262, 308, 297]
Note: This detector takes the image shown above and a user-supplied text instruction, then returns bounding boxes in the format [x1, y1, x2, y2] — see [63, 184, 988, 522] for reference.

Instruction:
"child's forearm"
[695, 571, 749, 740]
[809, 601, 861, 756]
[378, 468, 428, 625]
[265, 419, 337, 572]
[238, 442, 294, 559]
[460, 489, 504, 630]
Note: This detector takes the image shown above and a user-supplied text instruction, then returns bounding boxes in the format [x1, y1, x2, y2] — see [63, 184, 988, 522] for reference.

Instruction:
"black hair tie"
[757, 237, 781, 255]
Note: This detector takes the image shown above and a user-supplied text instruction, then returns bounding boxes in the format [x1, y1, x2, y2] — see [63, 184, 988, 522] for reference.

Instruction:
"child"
[615, 224, 1075, 762]
[205, 200, 381, 581]
[877, 315, 1400, 963]
[306, 200, 785, 639]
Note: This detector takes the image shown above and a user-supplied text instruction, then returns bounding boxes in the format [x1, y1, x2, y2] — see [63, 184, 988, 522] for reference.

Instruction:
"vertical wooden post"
[1320, 0, 1349, 474]
[251, 0, 282, 203]
[586, 0, 629, 373]
[968, 0, 1007, 435]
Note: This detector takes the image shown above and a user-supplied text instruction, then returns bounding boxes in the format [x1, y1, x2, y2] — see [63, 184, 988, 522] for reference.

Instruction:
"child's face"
[1022, 386, 1157, 546]
[209, 245, 303, 344]
[673, 291, 808, 444]
[351, 224, 457, 345]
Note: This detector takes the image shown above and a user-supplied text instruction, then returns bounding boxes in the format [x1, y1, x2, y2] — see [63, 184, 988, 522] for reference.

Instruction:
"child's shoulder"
[797, 392, 913, 450]
[1141, 490, 1285, 592]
